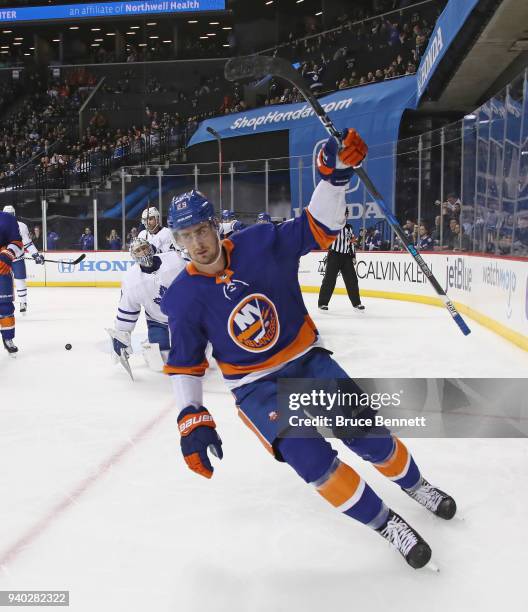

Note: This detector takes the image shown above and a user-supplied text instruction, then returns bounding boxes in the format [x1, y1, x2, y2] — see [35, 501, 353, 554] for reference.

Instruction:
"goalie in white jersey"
[2, 205, 45, 313]
[138, 205, 178, 253]
[108, 238, 186, 372]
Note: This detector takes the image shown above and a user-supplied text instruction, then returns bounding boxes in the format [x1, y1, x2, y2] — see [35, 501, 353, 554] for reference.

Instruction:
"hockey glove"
[32, 253, 45, 265]
[106, 328, 131, 359]
[317, 128, 368, 186]
[0, 247, 15, 275]
[178, 406, 223, 479]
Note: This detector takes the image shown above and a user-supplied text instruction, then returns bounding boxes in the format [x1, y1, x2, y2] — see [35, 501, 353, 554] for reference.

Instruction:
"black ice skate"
[405, 477, 457, 520]
[3, 338, 18, 356]
[20, 302, 27, 314]
[376, 510, 432, 569]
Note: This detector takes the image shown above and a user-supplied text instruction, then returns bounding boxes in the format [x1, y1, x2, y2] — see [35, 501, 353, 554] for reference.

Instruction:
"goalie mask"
[130, 238, 155, 268]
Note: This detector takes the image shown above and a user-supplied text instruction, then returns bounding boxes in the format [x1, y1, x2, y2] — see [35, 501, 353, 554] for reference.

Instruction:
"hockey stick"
[224, 56, 471, 336]
[24, 254, 86, 265]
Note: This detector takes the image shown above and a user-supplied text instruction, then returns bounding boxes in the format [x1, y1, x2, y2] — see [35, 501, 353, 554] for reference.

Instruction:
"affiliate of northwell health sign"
[0, 1, 225, 23]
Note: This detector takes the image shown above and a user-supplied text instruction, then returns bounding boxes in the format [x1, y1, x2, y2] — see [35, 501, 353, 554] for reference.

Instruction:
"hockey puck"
[65, 344, 72, 350]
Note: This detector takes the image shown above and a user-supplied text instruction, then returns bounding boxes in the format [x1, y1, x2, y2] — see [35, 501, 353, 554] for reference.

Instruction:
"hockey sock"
[0, 300, 15, 340]
[277, 436, 389, 529]
[0, 315, 15, 341]
[344, 434, 421, 490]
[14, 278, 27, 304]
[372, 436, 421, 490]
[314, 457, 389, 528]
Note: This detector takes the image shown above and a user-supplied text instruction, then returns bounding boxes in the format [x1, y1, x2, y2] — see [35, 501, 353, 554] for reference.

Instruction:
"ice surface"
[1, 288, 527, 611]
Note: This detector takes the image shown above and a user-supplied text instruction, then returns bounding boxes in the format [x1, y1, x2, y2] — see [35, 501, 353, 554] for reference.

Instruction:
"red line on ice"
[0, 404, 174, 569]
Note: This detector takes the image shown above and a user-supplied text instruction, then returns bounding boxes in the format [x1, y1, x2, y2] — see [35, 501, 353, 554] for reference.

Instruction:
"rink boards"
[25, 250, 528, 351]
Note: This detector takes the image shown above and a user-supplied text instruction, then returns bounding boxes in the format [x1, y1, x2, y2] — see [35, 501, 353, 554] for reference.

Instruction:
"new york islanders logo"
[228, 293, 280, 353]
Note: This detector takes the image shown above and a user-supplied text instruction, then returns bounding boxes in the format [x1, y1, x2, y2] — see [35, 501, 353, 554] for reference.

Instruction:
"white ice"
[1, 288, 527, 612]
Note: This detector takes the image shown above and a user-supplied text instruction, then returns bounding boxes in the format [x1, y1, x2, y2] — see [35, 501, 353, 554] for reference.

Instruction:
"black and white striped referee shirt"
[330, 224, 355, 255]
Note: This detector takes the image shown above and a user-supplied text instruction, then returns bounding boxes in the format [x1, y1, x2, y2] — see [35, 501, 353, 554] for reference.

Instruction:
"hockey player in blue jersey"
[2, 205, 45, 313]
[256, 211, 271, 224]
[219, 210, 245, 239]
[161, 128, 456, 569]
[0, 210, 23, 355]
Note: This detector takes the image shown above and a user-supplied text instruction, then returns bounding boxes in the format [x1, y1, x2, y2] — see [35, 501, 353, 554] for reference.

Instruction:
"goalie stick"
[24, 254, 87, 266]
[224, 55, 471, 336]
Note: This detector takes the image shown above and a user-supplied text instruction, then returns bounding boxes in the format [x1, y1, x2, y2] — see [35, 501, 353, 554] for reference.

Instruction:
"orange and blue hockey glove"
[178, 406, 223, 479]
[317, 128, 368, 186]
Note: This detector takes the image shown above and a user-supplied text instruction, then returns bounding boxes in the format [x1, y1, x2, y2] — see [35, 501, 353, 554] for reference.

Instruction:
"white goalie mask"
[2, 205, 16, 216]
[130, 238, 155, 268]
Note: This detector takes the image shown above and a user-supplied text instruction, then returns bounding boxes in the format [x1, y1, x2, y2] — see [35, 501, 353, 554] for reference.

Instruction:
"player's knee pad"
[343, 434, 395, 464]
[276, 436, 337, 484]
[339, 404, 394, 463]
[147, 322, 170, 351]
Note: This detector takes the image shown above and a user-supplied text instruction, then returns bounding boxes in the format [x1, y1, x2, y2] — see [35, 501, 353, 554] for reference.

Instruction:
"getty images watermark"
[276, 378, 528, 439]
[287, 388, 426, 430]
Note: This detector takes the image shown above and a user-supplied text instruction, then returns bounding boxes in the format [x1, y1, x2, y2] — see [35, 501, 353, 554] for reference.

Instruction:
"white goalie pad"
[141, 341, 168, 372]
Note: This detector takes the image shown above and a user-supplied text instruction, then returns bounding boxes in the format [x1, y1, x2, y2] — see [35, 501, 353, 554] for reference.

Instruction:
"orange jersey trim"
[374, 437, 409, 478]
[317, 462, 362, 507]
[305, 208, 338, 250]
[217, 315, 317, 377]
[163, 359, 209, 376]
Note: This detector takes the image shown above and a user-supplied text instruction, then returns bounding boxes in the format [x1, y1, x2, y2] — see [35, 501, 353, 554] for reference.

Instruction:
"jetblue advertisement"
[0, 1, 226, 23]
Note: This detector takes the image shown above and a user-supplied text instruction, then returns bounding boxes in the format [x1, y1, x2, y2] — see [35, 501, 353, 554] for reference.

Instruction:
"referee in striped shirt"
[318, 208, 364, 311]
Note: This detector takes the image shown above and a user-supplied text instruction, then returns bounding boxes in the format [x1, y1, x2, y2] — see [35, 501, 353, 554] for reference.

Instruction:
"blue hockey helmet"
[221, 209, 235, 221]
[256, 212, 271, 223]
[168, 190, 216, 232]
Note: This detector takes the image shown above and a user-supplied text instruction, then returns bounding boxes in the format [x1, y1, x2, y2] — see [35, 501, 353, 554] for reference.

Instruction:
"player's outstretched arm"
[178, 406, 223, 479]
[271, 128, 367, 259]
[309, 128, 368, 229]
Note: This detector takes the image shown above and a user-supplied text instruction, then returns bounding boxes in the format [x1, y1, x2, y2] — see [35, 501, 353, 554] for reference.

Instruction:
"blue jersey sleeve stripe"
[118, 308, 141, 315]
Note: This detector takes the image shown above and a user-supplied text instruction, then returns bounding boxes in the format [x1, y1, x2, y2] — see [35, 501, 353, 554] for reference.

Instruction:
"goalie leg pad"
[142, 341, 166, 371]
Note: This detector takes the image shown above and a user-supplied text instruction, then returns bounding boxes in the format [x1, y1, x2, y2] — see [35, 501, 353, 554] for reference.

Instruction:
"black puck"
[65, 344, 72, 350]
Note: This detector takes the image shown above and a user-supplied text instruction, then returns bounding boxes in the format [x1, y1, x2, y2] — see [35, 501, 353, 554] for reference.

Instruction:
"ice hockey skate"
[3, 337, 18, 356]
[376, 510, 432, 569]
[405, 477, 457, 520]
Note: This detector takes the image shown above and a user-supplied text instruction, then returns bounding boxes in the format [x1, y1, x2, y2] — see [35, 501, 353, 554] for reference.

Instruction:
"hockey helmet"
[221, 209, 235, 221]
[256, 212, 271, 224]
[168, 190, 216, 233]
[141, 206, 160, 225]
